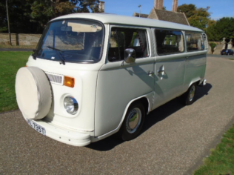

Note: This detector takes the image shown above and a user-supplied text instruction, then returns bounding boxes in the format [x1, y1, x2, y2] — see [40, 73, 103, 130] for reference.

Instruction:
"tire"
[118, 102, 145, 141]
[15, 67, 52, 120]
[182, 84, 197, 105]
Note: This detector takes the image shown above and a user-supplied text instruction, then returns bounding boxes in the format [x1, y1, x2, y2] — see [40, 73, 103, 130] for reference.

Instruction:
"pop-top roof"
[51, 13, 203, 32]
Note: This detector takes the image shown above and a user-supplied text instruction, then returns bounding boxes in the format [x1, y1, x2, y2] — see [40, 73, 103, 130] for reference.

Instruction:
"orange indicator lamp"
[64, 76, 75, 88]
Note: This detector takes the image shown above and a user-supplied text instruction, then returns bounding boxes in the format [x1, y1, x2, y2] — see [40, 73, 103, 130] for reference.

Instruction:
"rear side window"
[185, 32, 205, 52]
[155, 29, 184, 56]
[108, 27, 149, 62]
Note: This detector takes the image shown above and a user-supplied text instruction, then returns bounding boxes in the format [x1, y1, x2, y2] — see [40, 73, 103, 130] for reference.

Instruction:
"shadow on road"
[87, 83, 212, 151]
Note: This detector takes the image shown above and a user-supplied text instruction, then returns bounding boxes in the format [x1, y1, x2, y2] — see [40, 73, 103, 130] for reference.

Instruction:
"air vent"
[46, 73, 64, 85]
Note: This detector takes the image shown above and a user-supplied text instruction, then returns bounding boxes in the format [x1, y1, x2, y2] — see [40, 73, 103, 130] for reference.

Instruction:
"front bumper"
[199, 79, 207, 87]
[23, 117, 91, 147]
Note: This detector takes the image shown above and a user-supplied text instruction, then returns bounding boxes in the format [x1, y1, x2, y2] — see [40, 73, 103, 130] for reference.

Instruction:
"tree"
[178, 4, 211, 31]
[206, 17, 234, 41]
[0, 0, 35, 33]
[177, 4, 196, 18]
[30, 0, 100, 31]
[209, 42, 216, 54]
[0, 0, 101, 34]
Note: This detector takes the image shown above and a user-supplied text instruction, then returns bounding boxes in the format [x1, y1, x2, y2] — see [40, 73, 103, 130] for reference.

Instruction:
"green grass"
[229, 58, 234, 60]
[194, 124, 234, 175]
[0, 51, 31, 113]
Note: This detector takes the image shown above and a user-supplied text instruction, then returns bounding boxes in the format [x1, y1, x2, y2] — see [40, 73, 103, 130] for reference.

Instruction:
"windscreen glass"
[34, 19, 104, 63]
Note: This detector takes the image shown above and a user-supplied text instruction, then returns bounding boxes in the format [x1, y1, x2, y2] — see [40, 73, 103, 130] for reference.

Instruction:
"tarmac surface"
[1, 56, 234, 174]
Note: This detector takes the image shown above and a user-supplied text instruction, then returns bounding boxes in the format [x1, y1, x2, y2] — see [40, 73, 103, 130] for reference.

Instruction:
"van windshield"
[34, 19, 104, 63]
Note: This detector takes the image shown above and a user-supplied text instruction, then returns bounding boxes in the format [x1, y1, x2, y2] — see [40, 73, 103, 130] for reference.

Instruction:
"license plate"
[27, 119, 46, 136]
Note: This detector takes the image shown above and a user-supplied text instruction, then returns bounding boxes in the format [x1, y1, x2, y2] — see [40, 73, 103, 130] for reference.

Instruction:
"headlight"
[64, 96, 78, 115]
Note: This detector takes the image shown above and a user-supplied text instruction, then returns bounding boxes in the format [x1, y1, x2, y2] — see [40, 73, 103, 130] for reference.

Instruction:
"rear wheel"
[182, 84, 197, 105]
[118, 102, 145, 141]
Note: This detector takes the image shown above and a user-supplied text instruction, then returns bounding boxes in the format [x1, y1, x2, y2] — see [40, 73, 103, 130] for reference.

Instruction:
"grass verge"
[0, 51, 31, 113]
[0, 44, 36, 49]
[194, 124, 234, 175]
[229, 58, 234, 60]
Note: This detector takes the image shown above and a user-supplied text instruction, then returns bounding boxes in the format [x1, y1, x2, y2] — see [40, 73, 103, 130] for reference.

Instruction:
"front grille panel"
[46, 73, 64, 85]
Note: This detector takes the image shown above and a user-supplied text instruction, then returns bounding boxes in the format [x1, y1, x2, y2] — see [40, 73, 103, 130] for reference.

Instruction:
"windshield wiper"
[32, 49, 39, 60]
[47, 46, 65, 65]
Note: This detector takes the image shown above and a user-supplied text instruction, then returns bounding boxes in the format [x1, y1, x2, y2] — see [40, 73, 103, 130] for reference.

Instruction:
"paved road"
[207, 54, 234, 58]
[1, 56, 234, 175]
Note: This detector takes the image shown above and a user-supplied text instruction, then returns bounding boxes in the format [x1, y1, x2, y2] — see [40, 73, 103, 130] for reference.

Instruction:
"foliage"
[194, 124, 234, 175]
[0, 0, 101, 34]
[178, 4, 211, 31]
[0, 0, 35, 33]
[206, 17, 234, 41]
[177, 4, 196, 18]
[209, 42, 216, 54]
[0, 51, 30, 112]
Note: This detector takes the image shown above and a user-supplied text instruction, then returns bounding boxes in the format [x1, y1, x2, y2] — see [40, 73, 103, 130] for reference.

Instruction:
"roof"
[155, 9, 189, 25]
[148, 8, 190, 26]
[51, 13, 202, 32]
[133, 12, 149, 18]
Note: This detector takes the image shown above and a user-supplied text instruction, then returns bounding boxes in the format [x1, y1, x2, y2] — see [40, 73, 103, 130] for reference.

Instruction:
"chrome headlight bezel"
[63, 96, 78, 115]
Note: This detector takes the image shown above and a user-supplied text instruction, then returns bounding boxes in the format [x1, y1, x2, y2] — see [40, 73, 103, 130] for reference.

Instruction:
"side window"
[155, 29, 184, 56]
[108, 27, 149, 62]
[185, 32, 205, 52]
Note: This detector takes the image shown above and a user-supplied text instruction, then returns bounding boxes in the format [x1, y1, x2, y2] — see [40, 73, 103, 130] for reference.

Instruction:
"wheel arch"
[92, 93, 153, 142]
[188, 78, 202, 88]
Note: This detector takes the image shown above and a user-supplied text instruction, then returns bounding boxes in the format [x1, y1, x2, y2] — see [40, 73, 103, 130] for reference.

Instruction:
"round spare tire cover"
[15, 67, 52, 120]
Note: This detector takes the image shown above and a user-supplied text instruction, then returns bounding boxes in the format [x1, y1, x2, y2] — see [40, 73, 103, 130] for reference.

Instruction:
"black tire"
[118, 102, 145, 141]
[181, 84, 197, 105]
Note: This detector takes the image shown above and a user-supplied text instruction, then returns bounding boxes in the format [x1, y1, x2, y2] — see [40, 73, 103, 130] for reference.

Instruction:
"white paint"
[16, 13, 207, 146]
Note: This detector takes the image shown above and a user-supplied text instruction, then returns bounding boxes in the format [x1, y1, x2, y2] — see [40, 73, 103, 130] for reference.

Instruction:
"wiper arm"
[47, 46, 65, 65]
[32, 49, 39, 60]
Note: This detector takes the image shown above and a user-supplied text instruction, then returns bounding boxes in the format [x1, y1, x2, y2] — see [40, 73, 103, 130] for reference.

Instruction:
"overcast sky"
[103, 0, 234, 20]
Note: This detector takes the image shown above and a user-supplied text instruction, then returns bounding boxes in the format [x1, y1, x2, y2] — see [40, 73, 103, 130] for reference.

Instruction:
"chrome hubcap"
[189, 85, 196, 101]
[126, 108, 142, 134]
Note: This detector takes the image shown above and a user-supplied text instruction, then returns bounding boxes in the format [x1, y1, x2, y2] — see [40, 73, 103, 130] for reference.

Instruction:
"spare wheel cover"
[15, 67, 52, 120]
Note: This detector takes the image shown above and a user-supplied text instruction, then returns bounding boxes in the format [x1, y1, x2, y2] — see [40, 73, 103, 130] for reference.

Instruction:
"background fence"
[0, 33, 41, 46]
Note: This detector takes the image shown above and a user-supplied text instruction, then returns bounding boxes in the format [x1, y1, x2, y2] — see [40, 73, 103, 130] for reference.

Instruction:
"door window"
[155, 29, 184, 55]
[185, 32, 205, 51]
[108, 27, 149, 62]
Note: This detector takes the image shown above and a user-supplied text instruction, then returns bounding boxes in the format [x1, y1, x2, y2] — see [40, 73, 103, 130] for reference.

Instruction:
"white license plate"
[27, 120, 46, 136]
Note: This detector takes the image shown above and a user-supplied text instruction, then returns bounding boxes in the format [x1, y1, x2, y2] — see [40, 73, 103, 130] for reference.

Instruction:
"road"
[1, 56, 234, 175]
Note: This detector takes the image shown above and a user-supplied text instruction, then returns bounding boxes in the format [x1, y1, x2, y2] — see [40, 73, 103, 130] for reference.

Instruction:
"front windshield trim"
[34, 18, 105, 64]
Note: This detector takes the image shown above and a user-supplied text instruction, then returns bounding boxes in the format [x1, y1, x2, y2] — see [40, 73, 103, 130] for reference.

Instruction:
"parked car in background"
[221, 49, 234, 55]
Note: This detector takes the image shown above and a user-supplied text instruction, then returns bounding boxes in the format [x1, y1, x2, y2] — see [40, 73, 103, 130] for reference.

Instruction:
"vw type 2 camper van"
[15, 14, 207, 146]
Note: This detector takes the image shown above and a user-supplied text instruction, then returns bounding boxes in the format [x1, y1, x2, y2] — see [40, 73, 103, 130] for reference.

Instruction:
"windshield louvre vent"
[46, 73, 64, 85]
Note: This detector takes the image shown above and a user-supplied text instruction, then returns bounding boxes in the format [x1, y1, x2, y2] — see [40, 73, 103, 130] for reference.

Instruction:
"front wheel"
[182, 84, 197, 105]
[118, 102, 145, 141]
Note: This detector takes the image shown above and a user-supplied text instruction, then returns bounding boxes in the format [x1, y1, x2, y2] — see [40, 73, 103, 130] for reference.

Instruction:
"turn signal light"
[64, 76, 75, 88]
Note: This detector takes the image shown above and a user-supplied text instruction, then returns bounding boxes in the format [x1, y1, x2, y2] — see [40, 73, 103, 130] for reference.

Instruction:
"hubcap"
[189, 85, 196, 101]
[126, 108, 142, 134]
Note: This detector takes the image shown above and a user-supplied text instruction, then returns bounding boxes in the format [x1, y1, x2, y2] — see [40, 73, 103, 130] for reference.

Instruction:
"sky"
[102, 0, 234, 20]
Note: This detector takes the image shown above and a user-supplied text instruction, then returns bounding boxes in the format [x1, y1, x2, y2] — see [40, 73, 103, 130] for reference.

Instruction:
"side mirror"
[124, 48, 136, 63]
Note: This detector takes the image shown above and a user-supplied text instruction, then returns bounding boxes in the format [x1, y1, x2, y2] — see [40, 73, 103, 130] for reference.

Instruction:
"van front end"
[15, 18, 106, 146]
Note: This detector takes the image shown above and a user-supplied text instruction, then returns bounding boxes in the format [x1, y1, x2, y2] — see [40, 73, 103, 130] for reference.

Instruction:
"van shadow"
[87, 83, 212, 151]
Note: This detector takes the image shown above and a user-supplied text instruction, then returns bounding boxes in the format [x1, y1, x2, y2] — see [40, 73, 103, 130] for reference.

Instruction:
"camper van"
[15, 13, 207, 146]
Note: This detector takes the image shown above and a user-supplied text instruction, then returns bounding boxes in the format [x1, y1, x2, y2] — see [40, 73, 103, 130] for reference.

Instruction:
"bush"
[209, 42, 217, 54]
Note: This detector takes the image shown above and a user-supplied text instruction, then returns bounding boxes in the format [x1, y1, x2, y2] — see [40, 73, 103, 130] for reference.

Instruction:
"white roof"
[51, 13, 203, 32]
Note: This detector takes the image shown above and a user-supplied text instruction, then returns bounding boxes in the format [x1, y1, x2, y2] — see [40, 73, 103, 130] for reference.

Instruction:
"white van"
[15, 13, 207, 146]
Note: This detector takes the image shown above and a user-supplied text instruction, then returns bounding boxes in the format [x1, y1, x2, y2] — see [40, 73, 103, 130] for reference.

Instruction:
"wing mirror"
[124, 48, 136, 63]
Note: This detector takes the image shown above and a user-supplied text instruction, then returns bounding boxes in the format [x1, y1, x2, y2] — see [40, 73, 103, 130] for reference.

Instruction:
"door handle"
[148, 71, 154, 76]
[157, 65, 165, 75]
[157, 69, 164, 74]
